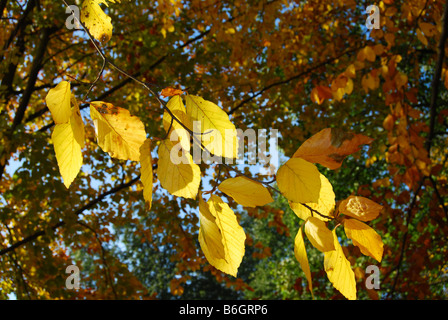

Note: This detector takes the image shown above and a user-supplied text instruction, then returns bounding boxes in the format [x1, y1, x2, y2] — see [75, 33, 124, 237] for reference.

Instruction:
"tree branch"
[0, 175, 140, 257]
[11, 26, 56, 131]
[227, 47, 360, 115]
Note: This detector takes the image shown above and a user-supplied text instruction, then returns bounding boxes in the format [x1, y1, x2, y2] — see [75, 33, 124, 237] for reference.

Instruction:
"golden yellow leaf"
[304, 216, 335, 252]
[344, 218, 383, 262]
[324, 229, 357, 300]
[157, 139, 200, 199]
[199, 194, 246, 277]
[198, 192, 226, 262]
[294, 226, 314, 298]
[52, 119, 84, 189]
[293, 128, 373, 170]
[51, 94, 85, 188]
[339, 195, 383, 221]
[45, 81, 72, 124]
[139, 139, 153, 209]
[185, 95, 238, 158]
[163, 95, 191, 152]
[90, 101, 146, 161]
[289, 172, 335, 221]
[276, 158, 321, 203]
[81, 0, 116, 43]
[52, 123, 83, 188]
[218, 176, 273, 207]
[70, 95, 85, 148]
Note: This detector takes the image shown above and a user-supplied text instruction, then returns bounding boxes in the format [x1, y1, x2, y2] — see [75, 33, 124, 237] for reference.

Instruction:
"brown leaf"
[293, 128, 374, 169]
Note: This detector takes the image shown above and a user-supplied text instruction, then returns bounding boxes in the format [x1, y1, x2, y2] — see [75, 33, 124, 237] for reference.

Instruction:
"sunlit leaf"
[339, 195, 383, 221]
[198, 192, 226, 262]
[51, 94, 85, 188]
[90, 101, 146, 161]
[218, 176, 273, 207]
[52, 105, 85, 188]
[185, 95, 238, 158]
[276, 158, 321, 203]
[344, 218, 383, 262]
[294, 225, 314, 298]
[163, 95, 191, 152]
[157, 139, 200, 199]
[139, 139, 153, 209]
[45, 81, 72, 124]
[304, 216, 335, 252]
[324, 229, 356, 300]
[199, 194, 246, 277]
[293, 128, 373, 170]
[289, 171, 335, 221]
[81, 0, 117, 43]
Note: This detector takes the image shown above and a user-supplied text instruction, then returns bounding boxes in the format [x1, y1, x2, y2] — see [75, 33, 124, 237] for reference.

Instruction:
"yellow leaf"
[185, 95, 238, 158]
[304, 216, 335, 252]
[338, 195, 383, 221]
[324, 230, 357, 300]
[294, 226, 314, 298]
[199, 192, 226, 261]
[45, 81, 72, 124]
[199, 194, 246, 277]
[289, 171, 335, 221]
[81, 0, 114, 43]
[52, 122, 83, 188]
[70, 95, 85, 148]
[163, 95, 191, 153]
[139, 139, 153, 209]
[343, 219, 383, 262]
[90, 101, 146, 161]
[51, 94, 85, 188]
[218, 176, 273, 207]
[157, 139, 200, 199]
[276, 158, 321, 203]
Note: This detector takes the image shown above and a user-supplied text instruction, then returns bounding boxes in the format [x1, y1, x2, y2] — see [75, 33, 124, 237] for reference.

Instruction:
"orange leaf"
[339, 196, 383, 222]
[293, 128, 374, 170]
[161, 87, 184, 97]
[311, 86, 333, 105]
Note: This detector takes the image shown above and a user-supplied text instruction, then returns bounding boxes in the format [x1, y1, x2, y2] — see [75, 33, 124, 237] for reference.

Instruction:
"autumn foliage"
[1, 0, 448, 300]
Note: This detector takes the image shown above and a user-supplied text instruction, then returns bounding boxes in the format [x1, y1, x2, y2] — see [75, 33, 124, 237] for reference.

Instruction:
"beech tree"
[1, 0, 447, 300]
